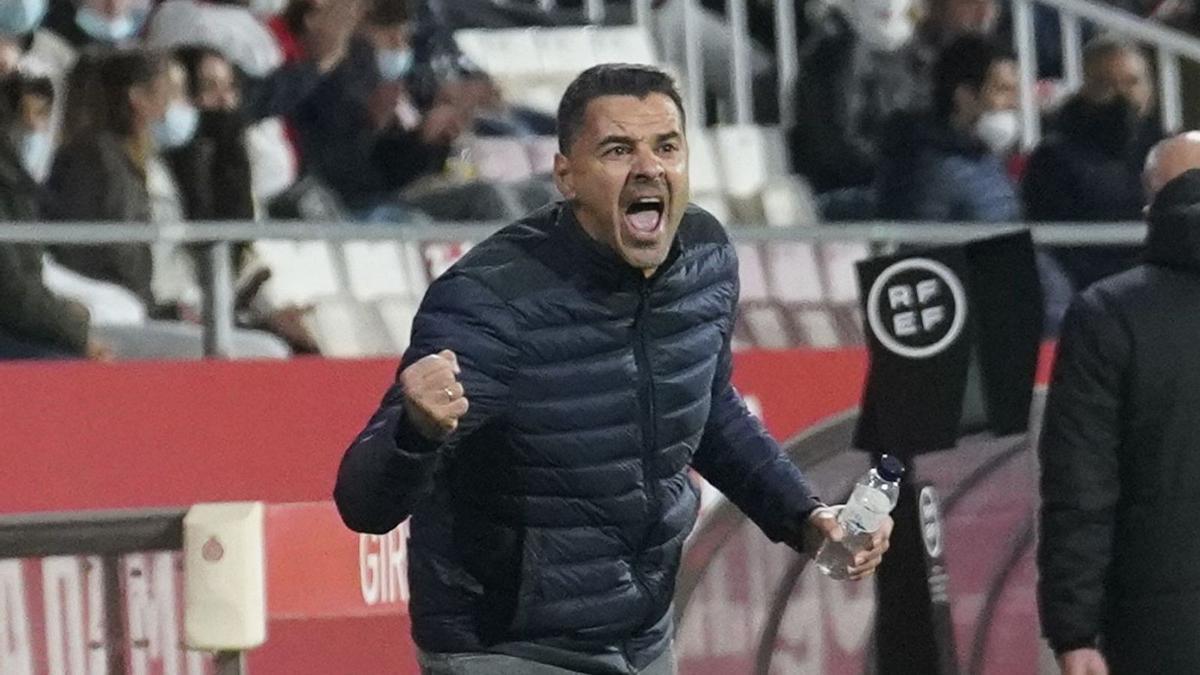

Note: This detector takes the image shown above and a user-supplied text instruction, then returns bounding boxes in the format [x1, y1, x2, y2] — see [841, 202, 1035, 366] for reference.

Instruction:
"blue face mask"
[14, 129, 51, 181]
[75, 5, 144, 43]
[375, 48, 414, 82]
[0, 0, 47, 36]
[153, 101, 199, 149]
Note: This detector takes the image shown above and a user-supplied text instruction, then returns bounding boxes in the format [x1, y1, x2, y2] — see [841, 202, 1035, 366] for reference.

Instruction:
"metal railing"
[534, 0, 1200, 134]
[1, 219, 1147, 357]
[1014, 0, 1200, 148]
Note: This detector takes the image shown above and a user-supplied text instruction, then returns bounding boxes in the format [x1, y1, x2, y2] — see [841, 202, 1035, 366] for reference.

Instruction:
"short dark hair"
[61, 47, 170, 143]
[556, 63, 685, 153]
[933, 35, 1014, 121]
[1082, 33, 1144, 73]
[2, 72, 54, 111]
[365, 0, 412, 26]
[174, 46, 237, 100]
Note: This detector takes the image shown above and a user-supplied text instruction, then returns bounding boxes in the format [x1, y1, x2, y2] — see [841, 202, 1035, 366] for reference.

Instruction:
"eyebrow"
[596, 131, 683, 148]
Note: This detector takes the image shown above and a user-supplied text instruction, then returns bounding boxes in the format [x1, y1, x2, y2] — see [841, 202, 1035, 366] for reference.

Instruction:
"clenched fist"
[401, 349, 469, 441]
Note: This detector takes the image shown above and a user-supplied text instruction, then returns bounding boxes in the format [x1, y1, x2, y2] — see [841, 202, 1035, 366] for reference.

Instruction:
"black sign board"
[854, 232, 1042, 455]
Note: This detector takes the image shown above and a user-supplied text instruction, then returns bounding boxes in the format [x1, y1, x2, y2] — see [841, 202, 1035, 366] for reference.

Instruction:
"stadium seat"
[308, 299, 393, 358]
[252, 240, 342, 306]
[764, 242, 825, 303]
[526, 136, 559, 176]
[453, 28, 541, 79]
[734, 243, 768, 301]
[375, 297, 419, 354]
[536, 26, 600, 76]
[343, 241, 411, 302]
[714, 125, 790, 201]
[794, 308, 841, 348]
[761, 175, 820, 227]
[591, 26, 657, 65]
[741, 304, 792, 349]
[469, 137, 534, 183]
[819, 242, 871, 304]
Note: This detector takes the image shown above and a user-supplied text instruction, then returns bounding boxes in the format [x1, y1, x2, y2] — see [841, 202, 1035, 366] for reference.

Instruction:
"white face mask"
[848, 0, 916, 52]
[975, 109, 1020, 154]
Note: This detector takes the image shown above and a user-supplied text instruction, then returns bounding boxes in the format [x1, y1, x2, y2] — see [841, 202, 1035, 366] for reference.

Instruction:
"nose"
[631, 145, 664, 181]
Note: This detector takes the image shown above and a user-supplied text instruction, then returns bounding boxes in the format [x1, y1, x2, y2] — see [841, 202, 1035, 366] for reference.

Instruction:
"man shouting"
[335, 63, 893, 675]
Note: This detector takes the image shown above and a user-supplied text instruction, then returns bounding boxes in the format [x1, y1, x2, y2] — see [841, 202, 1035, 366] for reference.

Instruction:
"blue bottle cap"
[877, 455, 905, 482]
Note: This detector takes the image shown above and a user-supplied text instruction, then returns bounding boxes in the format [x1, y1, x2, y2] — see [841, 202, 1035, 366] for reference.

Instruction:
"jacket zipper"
[626, 281, 658, 662]
[633, 282, 658, 516]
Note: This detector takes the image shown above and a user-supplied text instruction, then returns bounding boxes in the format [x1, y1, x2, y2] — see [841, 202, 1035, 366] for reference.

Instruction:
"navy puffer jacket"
[335, 202, 820, 669]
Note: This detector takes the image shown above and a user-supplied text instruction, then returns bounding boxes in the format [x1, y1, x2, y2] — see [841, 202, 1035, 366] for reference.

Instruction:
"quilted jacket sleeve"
[691, 315, 823, 546]
[334, 272, 515, 534]
[1037, 289, 1129, 653]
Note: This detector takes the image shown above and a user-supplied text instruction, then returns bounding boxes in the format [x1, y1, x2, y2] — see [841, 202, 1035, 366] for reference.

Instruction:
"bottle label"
[842, 485, 891, 535]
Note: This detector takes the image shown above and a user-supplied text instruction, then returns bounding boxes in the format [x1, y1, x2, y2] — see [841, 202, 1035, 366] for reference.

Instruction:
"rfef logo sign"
[866, 258, 967, 359]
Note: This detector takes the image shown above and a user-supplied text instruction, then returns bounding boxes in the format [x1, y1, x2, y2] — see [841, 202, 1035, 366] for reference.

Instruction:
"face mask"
[0, 0, 47, 36]
[375, 47, 414, 82]
[975, 109, 1020, 154]
[1081, 95, 1139, 153]
[153, 101, 199, 149]
[247, 0, 286, 17]
[849, 0, 916, 52]
[13, 129, 51, 181]
[75, 6, 144, 43]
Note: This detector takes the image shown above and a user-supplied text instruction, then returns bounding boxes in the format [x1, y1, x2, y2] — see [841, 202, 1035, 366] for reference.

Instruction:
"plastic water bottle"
[816, 455, 905, 580]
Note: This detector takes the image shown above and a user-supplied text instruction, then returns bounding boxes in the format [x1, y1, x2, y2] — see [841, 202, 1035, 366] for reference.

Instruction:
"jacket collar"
[554, 201, 682, 290]
[1146, 168, 1200, 274]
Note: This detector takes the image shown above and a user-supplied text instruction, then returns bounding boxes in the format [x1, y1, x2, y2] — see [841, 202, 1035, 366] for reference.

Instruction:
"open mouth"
[622, 196, 665, 238]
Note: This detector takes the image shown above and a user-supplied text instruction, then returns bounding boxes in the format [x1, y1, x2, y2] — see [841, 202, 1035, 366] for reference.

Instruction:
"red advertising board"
[0, 345, 1056, 673]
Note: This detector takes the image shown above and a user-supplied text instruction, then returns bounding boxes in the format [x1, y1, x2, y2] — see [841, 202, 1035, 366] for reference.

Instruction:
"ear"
[553, 152, 574, 200]
[953, 84, 975, 117]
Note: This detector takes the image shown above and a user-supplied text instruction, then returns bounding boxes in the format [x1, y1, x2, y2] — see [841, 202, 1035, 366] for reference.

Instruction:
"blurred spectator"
[6, 68, 53, 179]
[168, 45, 320, 353]
[879, 35, 1074, 331]
[0, 70, 112, 360]
[789, 0, 1003, 218]
[286, 0, 460, 218]
[0, 0, 81, 151]
[923, 0, 999, 45]
[147, 0, 360, 118]
[789, 0, 924, 198]
[653, 0, 775, 123]
[146, 0, 284, 79]
[1023, 36, 1161, 290]
[876, 36, 1020, 222]
[41, 0, 151, 50]
[46, 47, 165, 305]
[44, 47, 289, 358]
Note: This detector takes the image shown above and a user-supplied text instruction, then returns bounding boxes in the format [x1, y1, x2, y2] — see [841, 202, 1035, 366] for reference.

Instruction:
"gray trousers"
[417, 646, 677, 675]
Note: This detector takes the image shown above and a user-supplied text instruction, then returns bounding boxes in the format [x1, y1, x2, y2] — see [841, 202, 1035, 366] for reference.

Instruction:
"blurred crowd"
[782, 0, 1164, 333]
[0, 0, 1179, 361]
[0, 0, 569, 361]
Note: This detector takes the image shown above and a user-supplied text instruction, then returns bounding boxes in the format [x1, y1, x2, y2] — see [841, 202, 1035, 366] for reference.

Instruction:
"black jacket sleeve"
[691, 289, 822, 546]
[1037, 289, 1129, 653]
[334, 272, 515, 534]
[789, 34, 878, 192]
[240, 61, 324, 122]
[1022, 145, 1075, 223]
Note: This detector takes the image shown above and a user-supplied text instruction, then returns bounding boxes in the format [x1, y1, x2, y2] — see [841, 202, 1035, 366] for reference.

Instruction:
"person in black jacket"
[334, 64, 894, 675]
[0, 71, 111, 360]
[1022, 36, 1162, 292]
[1038, 131, 1200, 675]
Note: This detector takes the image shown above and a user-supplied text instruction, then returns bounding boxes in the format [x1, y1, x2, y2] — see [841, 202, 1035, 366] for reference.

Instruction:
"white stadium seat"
[469, 137, 534, 183]
[343, 241, 410, 302]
